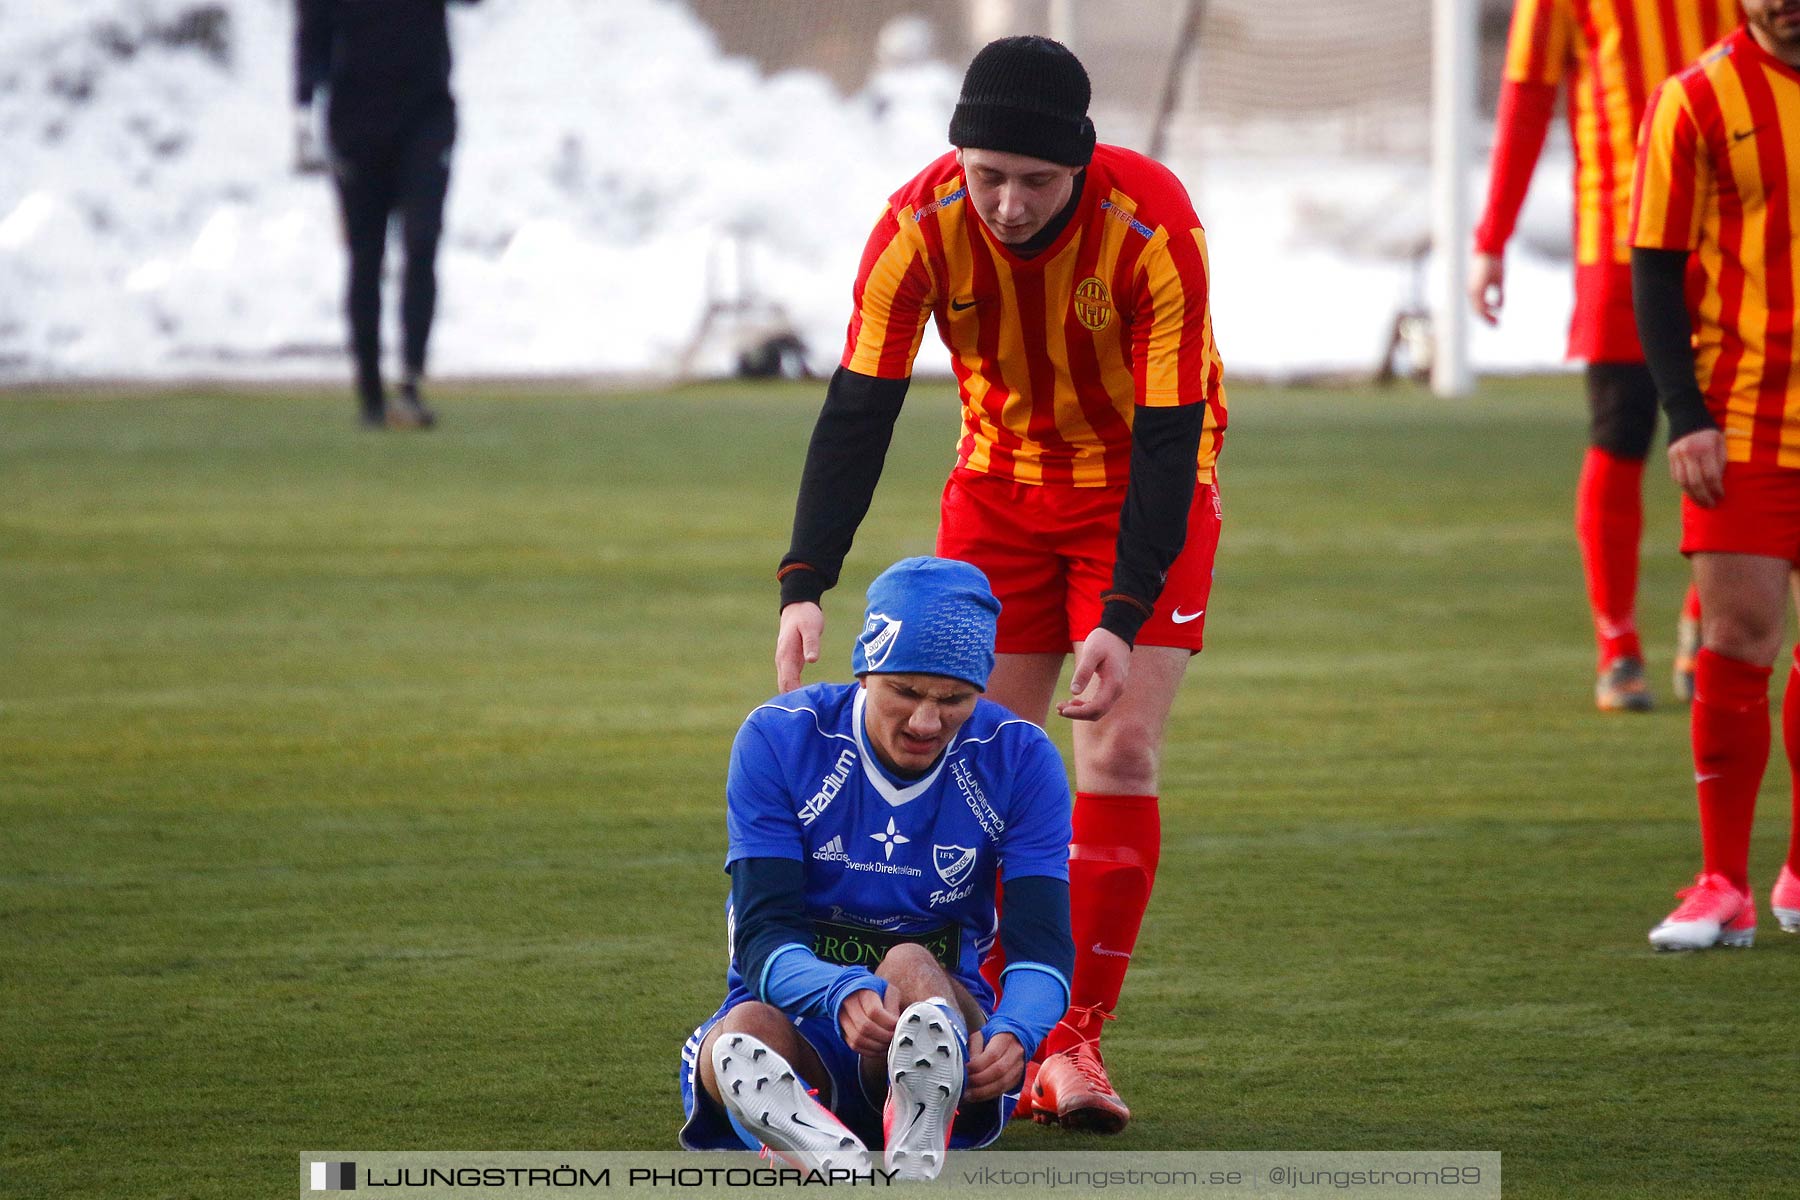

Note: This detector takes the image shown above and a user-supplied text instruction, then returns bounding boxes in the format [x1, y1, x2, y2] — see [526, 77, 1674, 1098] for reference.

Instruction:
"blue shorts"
[677, 989, 1016, 1151]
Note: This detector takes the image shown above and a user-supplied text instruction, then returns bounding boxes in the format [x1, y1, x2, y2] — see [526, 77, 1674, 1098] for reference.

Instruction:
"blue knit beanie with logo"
[852, 557, 1001, 690]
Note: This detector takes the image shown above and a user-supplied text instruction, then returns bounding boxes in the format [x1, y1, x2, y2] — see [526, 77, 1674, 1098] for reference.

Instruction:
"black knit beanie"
[948, 36, 1095, 167]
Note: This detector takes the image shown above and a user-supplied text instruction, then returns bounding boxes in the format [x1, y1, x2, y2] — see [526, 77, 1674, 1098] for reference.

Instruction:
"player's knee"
[875, 944, 954, 1006]
[876, 942, 942, 982]
[717, 1000, 790, 1043]
[402, 220, 444, 260]
[1586, 363, 1657, 461]
[1703, 614, 1785, 666]
[347, 255, 382, 287]
[1590, 416, 1655, 461]
[1082, 722, 1162, 792]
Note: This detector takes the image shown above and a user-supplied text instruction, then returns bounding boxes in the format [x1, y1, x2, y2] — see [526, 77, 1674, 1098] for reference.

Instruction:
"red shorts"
[935, 467, 1222, 654]
[1681, 460, 1800, 563]
[1569, 260, 1644, 364]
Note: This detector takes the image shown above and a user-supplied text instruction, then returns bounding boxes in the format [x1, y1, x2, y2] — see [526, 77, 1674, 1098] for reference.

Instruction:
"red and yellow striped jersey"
[840, 145, 1226, 488]
[1503, 0, 1737, 265]
[1633, 27, 1800, 465]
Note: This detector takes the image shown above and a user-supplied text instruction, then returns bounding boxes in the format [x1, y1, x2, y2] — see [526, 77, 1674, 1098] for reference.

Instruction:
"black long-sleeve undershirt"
[1631, 246, 1716, 442]
[1101, 403, 1204, 644]
[777, 367, 909, 609]
[729, 857, 816, 994]
[777, 367, 1206, 646]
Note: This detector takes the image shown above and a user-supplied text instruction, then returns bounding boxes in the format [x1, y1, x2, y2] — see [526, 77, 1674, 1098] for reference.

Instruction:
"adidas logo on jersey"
[810, 833, 922, 876]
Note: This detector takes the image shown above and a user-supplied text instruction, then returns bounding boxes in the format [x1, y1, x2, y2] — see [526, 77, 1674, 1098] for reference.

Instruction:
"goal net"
[680, 0, 1516, 386]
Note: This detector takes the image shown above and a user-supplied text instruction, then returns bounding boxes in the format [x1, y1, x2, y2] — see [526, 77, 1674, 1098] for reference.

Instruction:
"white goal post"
[1431, 0, 1477, 398]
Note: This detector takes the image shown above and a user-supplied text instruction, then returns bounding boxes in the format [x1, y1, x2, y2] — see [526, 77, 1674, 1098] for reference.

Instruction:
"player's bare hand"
[963, 1030, 1024, 1103]
[1058, 629, 1130, 721]
[838, 986, 897, 1058]
[1669, 428, 1726, 508]
[293, 105, 327, 175]
[1469, 252, 1505, 324]
[776, 602, 823, 693]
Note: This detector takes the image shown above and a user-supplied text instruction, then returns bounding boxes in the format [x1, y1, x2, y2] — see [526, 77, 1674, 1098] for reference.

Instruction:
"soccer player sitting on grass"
[678, 557, 1074, 1178]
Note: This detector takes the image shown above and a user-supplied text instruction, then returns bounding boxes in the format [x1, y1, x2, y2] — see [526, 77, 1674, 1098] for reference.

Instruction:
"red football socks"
[1046, 792, 1160, 1054]
[1784, 650, 1800, 875]
[1575, 446, 1645, 666]
[1692, 648, 1772, 892]
[1682, 582, 1703, 623]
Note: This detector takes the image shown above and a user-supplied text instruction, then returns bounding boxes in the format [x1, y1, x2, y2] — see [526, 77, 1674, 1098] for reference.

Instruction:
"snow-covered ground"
[0, 0, 1581, 385]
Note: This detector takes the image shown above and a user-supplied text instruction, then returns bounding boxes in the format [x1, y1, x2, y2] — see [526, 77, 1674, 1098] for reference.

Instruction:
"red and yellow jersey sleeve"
[841, 201, 938, 380]
[1129, 224, 1221, 410]
[1127, 220, 1226, 479]
[1631, 29, 1800, 467]
[1630, 78, 1706, 252]
[1503, 0, 1576, 87]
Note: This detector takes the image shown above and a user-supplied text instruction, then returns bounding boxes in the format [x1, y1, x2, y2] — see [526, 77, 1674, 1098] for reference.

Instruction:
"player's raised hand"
[1058, 628, 1130, 721]
[838, 985, 897, 1058]
[962, 1029, 1024, 1103]
[1669, 428, 1727, 508]
[1469, 252, 1505, 324]
[776, 602, 824, 693]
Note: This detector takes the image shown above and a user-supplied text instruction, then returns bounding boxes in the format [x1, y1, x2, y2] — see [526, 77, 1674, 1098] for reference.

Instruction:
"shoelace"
[1053, 1004, 1117, 1045]
[1051, 1007, 1120, 1093]
[1671, 875, 1738, 917]
[1068, 1040, 1118, 1093]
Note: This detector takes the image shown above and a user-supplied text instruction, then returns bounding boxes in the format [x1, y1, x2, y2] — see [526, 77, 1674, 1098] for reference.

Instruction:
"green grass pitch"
[4, 377, 1798, 1197]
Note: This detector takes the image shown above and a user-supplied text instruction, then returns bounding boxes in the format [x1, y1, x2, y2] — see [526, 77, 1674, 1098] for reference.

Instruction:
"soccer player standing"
[294, 0, 477, 430]
[774, 37, 1225, 1132]
[1471, 0, 1736, 710]
[1632, 0, 1800, 949]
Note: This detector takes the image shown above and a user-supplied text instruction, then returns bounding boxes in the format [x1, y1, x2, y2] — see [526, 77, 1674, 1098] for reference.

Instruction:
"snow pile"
[0, 0, 1574, 384]
[1194, 151, 1579, 380]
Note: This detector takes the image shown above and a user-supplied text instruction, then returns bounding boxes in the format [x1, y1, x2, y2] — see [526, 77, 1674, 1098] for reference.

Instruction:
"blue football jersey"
[721, 681, 1072, 1012]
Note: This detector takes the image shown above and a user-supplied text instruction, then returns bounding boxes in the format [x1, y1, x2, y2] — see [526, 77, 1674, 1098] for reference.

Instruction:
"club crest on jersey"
[933, 844, 977, 890]
[1073, 276, 1113, 331]
[859, 611, 903, 670]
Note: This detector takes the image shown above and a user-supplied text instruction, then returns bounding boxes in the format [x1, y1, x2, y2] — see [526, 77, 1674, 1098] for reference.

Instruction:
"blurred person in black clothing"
[295, 0, 479, 429]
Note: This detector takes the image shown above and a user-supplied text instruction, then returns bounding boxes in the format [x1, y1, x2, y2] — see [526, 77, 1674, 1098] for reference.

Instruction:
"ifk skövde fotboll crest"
[934, 844, 977, 889]
[860, 611, 902, 670]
